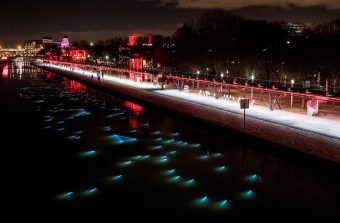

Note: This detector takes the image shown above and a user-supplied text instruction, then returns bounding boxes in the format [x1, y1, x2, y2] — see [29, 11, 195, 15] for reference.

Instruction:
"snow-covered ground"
[42, 63, 340, 140]
[155, 89, 340, 139]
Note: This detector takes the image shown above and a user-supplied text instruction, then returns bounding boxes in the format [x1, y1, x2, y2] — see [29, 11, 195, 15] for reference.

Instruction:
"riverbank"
[35, 62, 340, 163]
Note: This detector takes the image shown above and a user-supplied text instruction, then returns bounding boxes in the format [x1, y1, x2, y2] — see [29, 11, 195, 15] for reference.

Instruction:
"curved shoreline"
[36, 63, 340, 163]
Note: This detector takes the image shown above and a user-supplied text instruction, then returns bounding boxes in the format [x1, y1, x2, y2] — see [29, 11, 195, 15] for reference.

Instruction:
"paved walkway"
[42, 63, 340, 140]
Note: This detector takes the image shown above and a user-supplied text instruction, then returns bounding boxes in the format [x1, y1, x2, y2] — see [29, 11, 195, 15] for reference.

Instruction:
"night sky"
[1, 0, 340, 46]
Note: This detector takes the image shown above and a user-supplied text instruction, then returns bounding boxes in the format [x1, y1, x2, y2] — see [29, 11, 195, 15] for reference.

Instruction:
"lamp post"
[105, 55, 109, 65]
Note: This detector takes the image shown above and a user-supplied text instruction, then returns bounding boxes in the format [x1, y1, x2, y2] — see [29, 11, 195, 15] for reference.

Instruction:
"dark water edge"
[1, 65, 339, 222]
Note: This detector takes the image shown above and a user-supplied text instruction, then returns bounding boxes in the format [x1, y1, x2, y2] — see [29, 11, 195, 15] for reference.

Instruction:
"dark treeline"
[173, 10, 340, 87]
[72, 10, 340, 88]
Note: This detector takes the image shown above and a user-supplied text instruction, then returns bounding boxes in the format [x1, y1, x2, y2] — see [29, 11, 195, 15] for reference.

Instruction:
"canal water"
[1, 61, 339, 222]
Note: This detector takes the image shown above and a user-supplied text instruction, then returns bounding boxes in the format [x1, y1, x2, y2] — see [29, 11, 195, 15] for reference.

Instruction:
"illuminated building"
[282, 23, 305, 36]
[127, 33, 153, 70]
[24, 40, 43, 56]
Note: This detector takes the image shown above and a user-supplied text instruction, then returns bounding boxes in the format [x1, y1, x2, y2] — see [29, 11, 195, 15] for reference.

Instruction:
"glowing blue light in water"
[184, 179, 195, 186]
[165, 169, 176, 175]
[242, 190, 255, 198]
[108, 134, 137, 144]
[43, 118, 53, 122]
[217, 200, 229, 208]
[167, 151, 177, 155]
[109, 175, 123, 182]
[102, 126, 111, 131]
[119, 160, 133, 166]
[132, 155, 142, 160]
[44, 126, 52, 129]
[151, 145, 163, 150]
[66, 116, 74, 120]
[106, 112, 125, 118]
[55, 128, 65, 132]
[56, 121, 64, 125]
[73, 109, 91, 117]
[65, 135, 81, 140]
[154, 138, 163, 141]
[246, 174, 262, 183]
[129, 129, 137, 133]
[82, 188, 98, 196]
[158, 156, 168, 163]
[73, 131, 84, 135]
[170, 132, 180, 136]
[164, 139, 174, 144]
[141, 155, 151, 160]
[192, 144, 201, 148]
[212, 153, 222, 157]
[215, 165, 228, 172]
[80, 150, 97, 157]
[169, 175, 181, 182]
[151, 131, 161, 135]
[34, 99, 45, 104]
[195, 196, 209, 205]
[58, 191, 74, 200]
[199, 155, 209, 160]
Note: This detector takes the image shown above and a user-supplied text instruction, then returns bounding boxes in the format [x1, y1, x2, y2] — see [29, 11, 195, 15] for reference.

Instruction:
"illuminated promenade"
[36, 61, 340, 163]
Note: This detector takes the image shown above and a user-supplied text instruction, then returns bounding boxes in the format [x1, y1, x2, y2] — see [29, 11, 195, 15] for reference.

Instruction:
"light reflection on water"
[4, 61, 339, 220]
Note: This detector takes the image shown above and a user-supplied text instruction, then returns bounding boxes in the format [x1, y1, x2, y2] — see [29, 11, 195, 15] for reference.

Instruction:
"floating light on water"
[102, 126, 111, 131]
[157, 155, 168, 163]
[215, 165, 228, 172]
[108, 134, 137, 144]
[108, 175, 123, 182]
[56, 121, 65, 125]
[242, 190, 255, 198]
[164, 139, 174, 144]
[34, 99, 45, 104]
[164, 169, 176, 175]
[154, 137, 163, 141]
[151, 131, 161, 135]
[151, 145, 163, 150]
[82, 188, 98, 196]
[192, 143, 201, 148]
[170, 132, 180, 136]
[65, 135, 81, 140]
[199, 155, 209, 160]
[73, 130, 84, 135]
[80, 150, 97, 157]
[183, 179, 195, 186]
[167, 151, 177, 155]
[169, 175, 181, 182]
[55, 128, 65, 132]
[57, 191, 74, 200]
[195, 196, 209, 206]
[44, 126, 52, 129]
[246, 174, 262, 183]
[212, 153, 222, 157]
[119, 160, 133, 166]
[73, 109, 91, 117]
[217, 199, 229, 208]
[106, 112, 125, 118]
[129, 129, 137, 133]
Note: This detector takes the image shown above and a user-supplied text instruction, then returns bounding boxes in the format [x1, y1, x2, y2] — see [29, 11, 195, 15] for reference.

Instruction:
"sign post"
[240, 98, 250, 130]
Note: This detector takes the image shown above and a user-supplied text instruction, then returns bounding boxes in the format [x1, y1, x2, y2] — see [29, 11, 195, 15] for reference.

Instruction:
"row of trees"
[68, 10, 340, 90]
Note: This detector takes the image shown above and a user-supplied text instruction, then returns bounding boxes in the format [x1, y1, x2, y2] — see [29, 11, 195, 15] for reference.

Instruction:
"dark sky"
[1, 0, 339, 46]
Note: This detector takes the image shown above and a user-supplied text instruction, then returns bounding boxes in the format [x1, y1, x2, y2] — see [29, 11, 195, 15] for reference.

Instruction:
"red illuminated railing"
[42, 60, 340, 103]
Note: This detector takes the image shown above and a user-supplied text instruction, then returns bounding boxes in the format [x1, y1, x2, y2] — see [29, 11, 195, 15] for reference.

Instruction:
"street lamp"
[90, 42, 94, 46]
[291, 79, 294, 87]
[105, 55, 109, 65]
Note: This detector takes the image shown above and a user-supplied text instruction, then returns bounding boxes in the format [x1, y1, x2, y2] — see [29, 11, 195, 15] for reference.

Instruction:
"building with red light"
[68, 49, 88, 62]
[127, 33, 153, 70]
